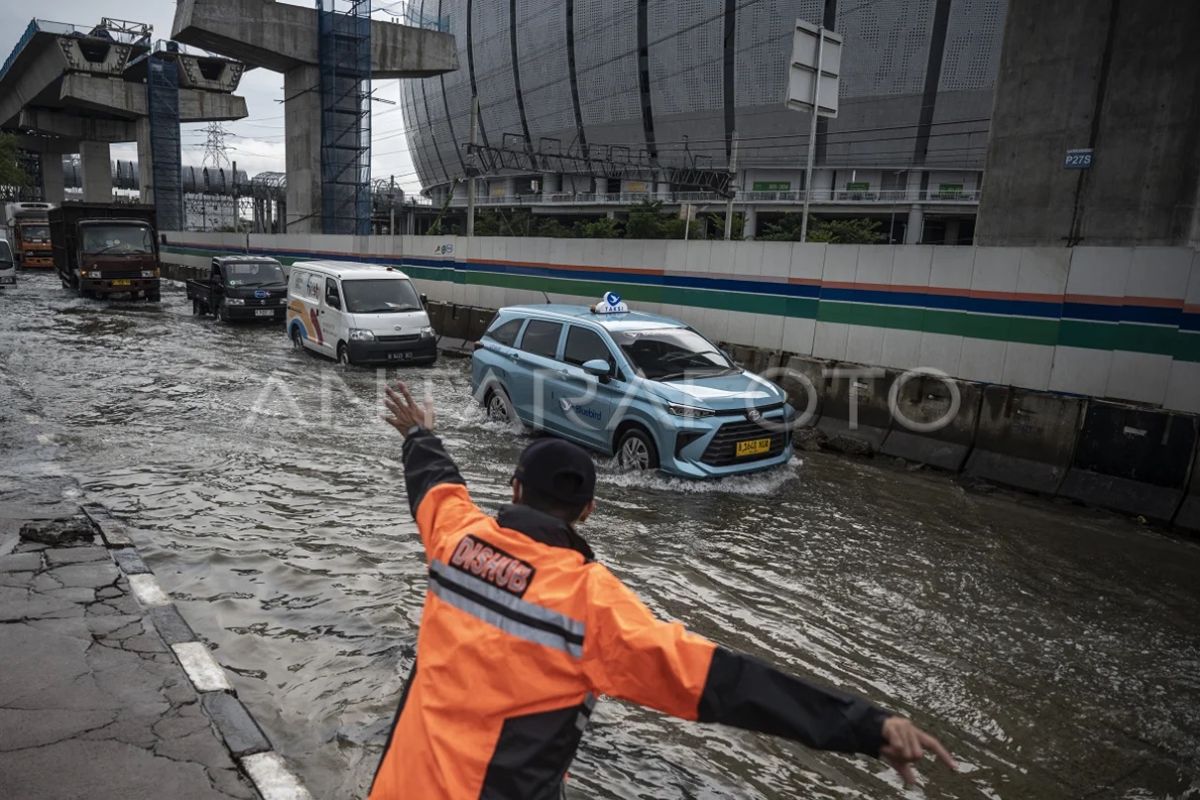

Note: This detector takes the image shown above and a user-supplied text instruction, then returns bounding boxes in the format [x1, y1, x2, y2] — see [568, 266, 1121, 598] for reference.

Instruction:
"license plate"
[111, 279, 131, 286]
[387, 352, 412, 361]
[735, 438, 771, 457]
[255, 309, 275, 317]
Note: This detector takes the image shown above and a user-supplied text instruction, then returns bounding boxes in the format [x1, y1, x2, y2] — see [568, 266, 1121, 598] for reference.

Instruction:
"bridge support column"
[283, 65, 321, 233]
[136, 118, 154, 205]
[79, 141, 113, 203]
[42, 153, 65, 205]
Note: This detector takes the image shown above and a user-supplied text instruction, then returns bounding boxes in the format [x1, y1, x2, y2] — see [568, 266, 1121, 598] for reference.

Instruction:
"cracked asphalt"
[0, 537, 256, 799]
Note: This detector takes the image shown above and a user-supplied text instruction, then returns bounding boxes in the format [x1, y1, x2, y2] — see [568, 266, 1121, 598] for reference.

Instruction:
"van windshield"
[224, 261, 285, 287]
[612, 328, 737, 381]
[81, 224, 154, 255]
[342, 278, 422, 314]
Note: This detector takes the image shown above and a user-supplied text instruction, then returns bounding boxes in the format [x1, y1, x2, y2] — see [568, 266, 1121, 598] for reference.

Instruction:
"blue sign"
[1064, 148, 1094, 169]
[604, 292, 621, 306]
[254, 289, 269, 299]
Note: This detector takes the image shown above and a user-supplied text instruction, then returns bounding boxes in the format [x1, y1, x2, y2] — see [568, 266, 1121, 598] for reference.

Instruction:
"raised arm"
[384, 382, 483, 554]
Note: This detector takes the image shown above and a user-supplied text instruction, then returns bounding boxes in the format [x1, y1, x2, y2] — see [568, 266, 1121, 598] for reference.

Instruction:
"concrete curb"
[84, 505, 314, 800]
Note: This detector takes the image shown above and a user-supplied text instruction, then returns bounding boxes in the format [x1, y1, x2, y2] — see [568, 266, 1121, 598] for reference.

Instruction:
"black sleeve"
[697, 647, 890, 757]
[400, 429, 466, 517]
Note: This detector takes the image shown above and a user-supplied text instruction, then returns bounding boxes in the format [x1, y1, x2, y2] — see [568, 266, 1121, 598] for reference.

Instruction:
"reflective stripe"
[429, 580, 585, 659]
[430, 560, 585, 638]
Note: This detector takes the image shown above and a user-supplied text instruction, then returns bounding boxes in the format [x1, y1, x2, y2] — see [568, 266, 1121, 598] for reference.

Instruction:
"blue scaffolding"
[147, 51, 183, 231]
[317, 0, 372, 235]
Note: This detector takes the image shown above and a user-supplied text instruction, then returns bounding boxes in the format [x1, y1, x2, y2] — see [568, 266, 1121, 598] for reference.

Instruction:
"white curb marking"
[128, 574, 171, 607]
[241, 752, 314, 800]
[171, 642, 233, 693]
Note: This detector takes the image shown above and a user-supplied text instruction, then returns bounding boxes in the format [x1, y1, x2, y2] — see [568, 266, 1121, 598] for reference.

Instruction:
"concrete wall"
[161, 232, 1200, 415]
[977, 0, 1200, 246]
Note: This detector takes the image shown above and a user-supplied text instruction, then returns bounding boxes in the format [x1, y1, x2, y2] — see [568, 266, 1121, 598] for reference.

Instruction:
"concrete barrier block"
[1057, 403, 1197, 522]
[466, 307, 496, 342]
[778, 355, 828, 426]
[880, 376, 983, 471]
[1173, 444, 1200, 533]
[425, 302, 449, 335]
[815, 363, 896, 452]
[441, 306, 471, 340]
[964, 387, 1084, 493]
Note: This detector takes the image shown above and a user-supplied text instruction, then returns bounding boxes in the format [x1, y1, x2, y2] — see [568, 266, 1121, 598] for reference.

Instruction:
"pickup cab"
[187, 256, 289, 322]
[50, 203, 160, 301]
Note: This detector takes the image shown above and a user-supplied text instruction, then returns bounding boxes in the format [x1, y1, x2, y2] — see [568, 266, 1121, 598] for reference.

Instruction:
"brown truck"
[5, 202, 54, 269]
[50, 203, 161, 301]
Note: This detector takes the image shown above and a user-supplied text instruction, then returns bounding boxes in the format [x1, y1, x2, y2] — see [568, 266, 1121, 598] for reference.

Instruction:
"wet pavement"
[2, 271, 1199, 799]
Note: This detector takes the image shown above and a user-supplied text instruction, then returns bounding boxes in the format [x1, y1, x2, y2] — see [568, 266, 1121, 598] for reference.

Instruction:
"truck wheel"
[617, 428, 659, 471]
[192, 300, 201, 316]
[337, 343, 352, 366]
[147, 290, 161, 303]
[217, 300, 230, 322]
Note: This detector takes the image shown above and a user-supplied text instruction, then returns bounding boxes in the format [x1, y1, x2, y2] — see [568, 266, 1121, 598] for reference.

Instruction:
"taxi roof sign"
[591, 292, 629, 314]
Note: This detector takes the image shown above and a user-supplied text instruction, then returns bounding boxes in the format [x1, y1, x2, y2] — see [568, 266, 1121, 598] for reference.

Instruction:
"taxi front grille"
[376, 334, 420, 343]
[700, 419, 787, 466]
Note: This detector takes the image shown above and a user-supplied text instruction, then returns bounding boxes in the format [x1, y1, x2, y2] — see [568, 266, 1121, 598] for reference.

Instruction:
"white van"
[286, 260, 437, 365]
[0, 239, 15, 285]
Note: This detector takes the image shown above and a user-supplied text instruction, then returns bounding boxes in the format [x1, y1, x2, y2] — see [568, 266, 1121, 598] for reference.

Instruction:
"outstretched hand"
[382, 381, 435, 437]
[880, 716, 957, 788]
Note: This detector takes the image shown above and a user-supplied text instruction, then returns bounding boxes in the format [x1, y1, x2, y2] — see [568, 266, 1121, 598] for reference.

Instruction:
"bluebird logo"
[605, 292, 621, 306]
[254, 289, 269, 299]
[593, 291, 630, 315]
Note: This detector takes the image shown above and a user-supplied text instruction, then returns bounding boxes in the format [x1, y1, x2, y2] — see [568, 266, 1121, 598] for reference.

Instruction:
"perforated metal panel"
[735, 0, 822, 108]
[147, 57, 182, 231]
[835, 0, 936, 98]
[939, 0, 1006, 91]
[515, 0, 575, 145]
[471, 0, 523, 146]
[422, 75, 454, 184]
[574, 0, 642, 139]
[438, 2, 473, 173]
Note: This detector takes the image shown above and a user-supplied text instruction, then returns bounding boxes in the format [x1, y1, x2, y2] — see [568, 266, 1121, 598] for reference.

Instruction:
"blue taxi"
[469, 294, 794, 478]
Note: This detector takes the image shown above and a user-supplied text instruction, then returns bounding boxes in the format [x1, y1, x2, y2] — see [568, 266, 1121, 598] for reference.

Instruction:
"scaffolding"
[147, 51, 183, 231]
[317, 0, 371, 235]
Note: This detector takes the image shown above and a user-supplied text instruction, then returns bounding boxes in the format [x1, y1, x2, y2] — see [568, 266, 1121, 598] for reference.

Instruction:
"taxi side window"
[519, 320, 563, 359]
[305, 274, 322, 300]
[290, 270, 305, 293]
[487, 318, 524, 347]
[564, 326, 615, 373]
[325, 277, 341, 308]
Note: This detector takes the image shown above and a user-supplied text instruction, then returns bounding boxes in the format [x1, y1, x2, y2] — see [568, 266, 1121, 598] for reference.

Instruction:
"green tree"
[575, 216, 623, 238]
[758, 215, 885, 243]
[0, 134, 30, 190]
[625, 200, 682, 239]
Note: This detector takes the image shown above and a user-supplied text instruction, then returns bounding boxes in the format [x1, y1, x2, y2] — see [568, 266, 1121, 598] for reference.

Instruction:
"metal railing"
[449, 188, 980, 208]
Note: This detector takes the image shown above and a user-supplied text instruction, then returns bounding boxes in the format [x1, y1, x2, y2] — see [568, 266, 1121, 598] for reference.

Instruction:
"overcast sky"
[0, 0, 422, 194]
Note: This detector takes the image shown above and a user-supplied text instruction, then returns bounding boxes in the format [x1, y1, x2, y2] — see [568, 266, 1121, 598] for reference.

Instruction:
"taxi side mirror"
[582, 359, 611, 382]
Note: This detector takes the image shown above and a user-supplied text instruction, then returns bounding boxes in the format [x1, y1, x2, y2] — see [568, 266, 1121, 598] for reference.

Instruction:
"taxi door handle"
[507, 351, 520, 361]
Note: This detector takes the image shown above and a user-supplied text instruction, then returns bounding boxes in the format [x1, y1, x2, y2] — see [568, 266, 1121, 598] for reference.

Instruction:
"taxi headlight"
[225, 297, 246, 305]
[350, 328, 375, 341]
[666, 402, 715, 418]
[419, 326, 434, 339]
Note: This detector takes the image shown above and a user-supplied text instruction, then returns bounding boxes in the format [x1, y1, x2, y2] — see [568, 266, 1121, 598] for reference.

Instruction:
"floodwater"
[2, 271, 1199, 800]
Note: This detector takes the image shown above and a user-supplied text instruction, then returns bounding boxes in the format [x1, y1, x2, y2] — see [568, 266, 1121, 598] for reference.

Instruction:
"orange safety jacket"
[369, 431, 890, 799]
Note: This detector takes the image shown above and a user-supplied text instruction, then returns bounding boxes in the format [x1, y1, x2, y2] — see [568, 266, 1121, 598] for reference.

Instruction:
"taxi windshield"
[613, 328, 736, 381]
[225, 261, 285, 287]
[342, 278, 422, 314]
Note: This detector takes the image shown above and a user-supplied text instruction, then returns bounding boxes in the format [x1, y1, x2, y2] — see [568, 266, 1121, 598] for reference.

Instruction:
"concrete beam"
[172, 0, 458, 78]
[58, 74, 248, 124]
[16, 109, 137, 143]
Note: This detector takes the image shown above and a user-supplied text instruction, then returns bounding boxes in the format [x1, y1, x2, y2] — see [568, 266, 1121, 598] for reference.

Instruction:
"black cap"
[512, 438, 597, 507]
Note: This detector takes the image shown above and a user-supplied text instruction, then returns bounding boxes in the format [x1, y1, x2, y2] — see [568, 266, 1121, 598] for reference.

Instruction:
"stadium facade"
[399, 0, 1008, 243]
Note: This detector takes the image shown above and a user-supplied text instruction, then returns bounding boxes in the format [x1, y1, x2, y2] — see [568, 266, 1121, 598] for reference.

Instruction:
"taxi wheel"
[290, 326, 304, 350]
[485, 389, 511, 423]
[338, 343, 353, 366]
[617, 428, 659, 471]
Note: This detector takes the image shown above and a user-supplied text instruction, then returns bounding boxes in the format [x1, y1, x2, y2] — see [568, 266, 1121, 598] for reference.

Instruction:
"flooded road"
[2, 271, 1199, 799]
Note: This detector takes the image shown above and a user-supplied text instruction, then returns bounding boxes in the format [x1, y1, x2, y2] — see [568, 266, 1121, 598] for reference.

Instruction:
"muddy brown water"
[2, 272, 1198, 799]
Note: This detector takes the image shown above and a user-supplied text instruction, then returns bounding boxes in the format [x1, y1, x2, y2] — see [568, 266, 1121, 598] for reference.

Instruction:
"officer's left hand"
[383, 381, 435, 436]
[880, 716, 956, 787]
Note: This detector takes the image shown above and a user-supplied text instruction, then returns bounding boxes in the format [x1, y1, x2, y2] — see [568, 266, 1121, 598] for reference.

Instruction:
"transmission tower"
[201, 122, 230, 171]
[194, 121, 235, 231]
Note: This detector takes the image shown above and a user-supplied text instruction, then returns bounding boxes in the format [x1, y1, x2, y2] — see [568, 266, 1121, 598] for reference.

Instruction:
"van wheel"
[192, 300, 201, 316]
[290, 326, 304, 350]
[617, 428, 659, 471]
[337, 343, 352, 366]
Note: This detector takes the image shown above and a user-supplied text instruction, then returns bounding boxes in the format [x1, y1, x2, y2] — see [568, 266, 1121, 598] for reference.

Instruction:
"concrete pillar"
[743, 206, 758, 240]
[41, 153, 65, 205]
[944, 218, 961, 245]
[540, 173, 560, 196]
[135, 118, 154, 204]
[906, 169, 924, 201]
[79, 141, 113, 203]
[284, 65, 322, 233]
[905, 205, 924, 244]
[594, 177, 607, 195]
